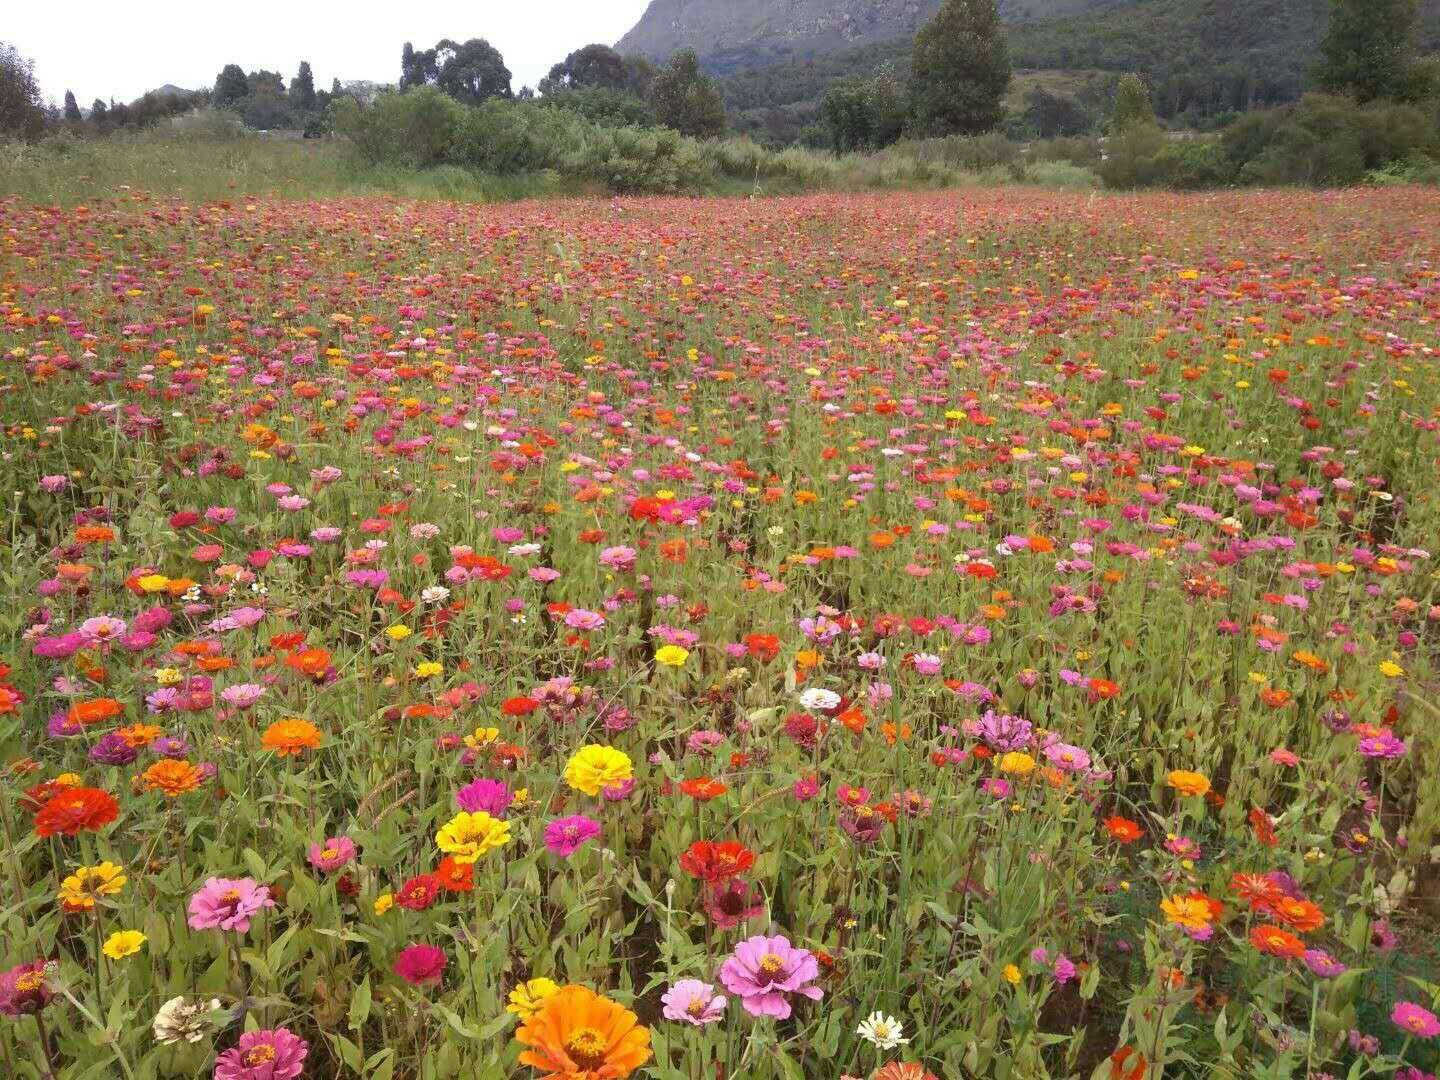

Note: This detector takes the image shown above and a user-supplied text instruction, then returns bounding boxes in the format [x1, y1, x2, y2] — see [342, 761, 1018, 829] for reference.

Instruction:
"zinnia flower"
[661, 980, 726, 1025]
[187, 877, 275, 933]
[544, 815, 602, 858]
[260, 718, 322, 755]
[393, 944, 447, 988]
[1392, 1001, 1440, 1039]
[0, 961, 53, 1017]
[307, 836, 357, 873]
[34, 786, 118, 837]
[213, 1027, 308, 1080]
[515, 984, 652, 1078]
[435, 810, 511, 864]
[718, 934, 823, 1019]
[507, 977, 561, 1019]
[563, 745, 633, 796]
[152, 996, 222, 1044]
[102, 930, 146, 960]
[856, 1011, 909, 1050]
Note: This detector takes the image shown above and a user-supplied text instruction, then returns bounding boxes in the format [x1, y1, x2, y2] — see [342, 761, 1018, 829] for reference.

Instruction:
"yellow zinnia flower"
[654, 645, 689, 667]
[506, 977, 561, 1019]
[102, 930, 146, 960]
[563, 745, 633, 796]
[435, 811, 511, 865]
[58, 862, 127, 910]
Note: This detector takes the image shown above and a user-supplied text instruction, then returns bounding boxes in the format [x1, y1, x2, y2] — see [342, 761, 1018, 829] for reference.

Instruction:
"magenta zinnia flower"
[455, 778, 512, 816]
[393, 944, 447, 988]
[661, 979, 727, 1025]
[1392, 1001, 1440, 1039]
[0, 961, 53, 1017]
[718, 934, 823, 1019]
[187, 877, 275, 933]
[543, 814, 602, 857]
[213, 1027, 308, 1079]
[706, 879, 764, 929]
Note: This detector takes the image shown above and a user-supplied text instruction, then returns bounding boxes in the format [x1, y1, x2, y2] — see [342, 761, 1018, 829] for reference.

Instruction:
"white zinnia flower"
[798, 688, 841, 711]
[856, 1011, 909, 1050]
[152, 996, 222, 1044]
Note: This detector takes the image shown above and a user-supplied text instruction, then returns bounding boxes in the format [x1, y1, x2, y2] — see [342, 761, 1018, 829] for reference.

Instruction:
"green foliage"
[909, 0, 1012, 137]
[63, 91, 82, 124]
[333, 87, 464, 169]
[1110, 74, 1157, 133]
[291, 62, 317, 112]
[1024, 87, 1093, 138]
[539, 45, 652, 97]
[1097, 122, 1167, 188]
[820, 69, 906, 152]
[649, 49, 727, 139]
[213, 64, 249, 109]
[1315, 0, 1421, 102]
[434, 39, 513, 105]
[539, 87, 656, 129]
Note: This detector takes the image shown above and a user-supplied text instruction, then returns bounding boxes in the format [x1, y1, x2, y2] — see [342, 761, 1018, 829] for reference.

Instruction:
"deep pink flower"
[307, 836, 357, 874]
[1393, 1001, 1440, 1039]
[543, 815, 601, 857]
[718, 933, 823, 1019]
[393, 944, 447, 988]
[213, 1027, 308, 1080]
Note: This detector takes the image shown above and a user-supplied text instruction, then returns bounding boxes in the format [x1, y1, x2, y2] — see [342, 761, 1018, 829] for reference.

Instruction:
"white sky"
[8, 1, 654, 107]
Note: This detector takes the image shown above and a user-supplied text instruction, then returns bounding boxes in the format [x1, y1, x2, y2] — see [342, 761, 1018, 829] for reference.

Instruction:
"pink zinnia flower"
[661, 979, 727, 1025]
[187, 877, 275, 933]
[213, 1027, 308, 1079]
[455, 778, 512, 816]
[543, 815, 601, 858]
[1393, 1001, 1440, 1039]
[718, 934, 823, 1018]
[307, 836, 357, 874]
[392, 944, 447, 988]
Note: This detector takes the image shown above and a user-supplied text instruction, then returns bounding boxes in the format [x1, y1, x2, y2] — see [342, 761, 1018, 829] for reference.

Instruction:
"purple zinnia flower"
[90, 732, 139, 765]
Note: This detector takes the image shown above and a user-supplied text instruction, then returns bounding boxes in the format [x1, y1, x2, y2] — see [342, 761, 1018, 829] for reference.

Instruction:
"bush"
[1098, 123, 1167, 189]
[1149, 139, 1234, 189]
[333, 88, 463, 168]
[540, 87, 656, 129]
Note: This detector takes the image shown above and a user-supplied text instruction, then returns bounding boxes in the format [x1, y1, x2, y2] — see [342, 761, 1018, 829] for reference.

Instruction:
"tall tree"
[0, 41, 44, 140]
[540, 44, 631, 95]
[1109, 74, 1157, 133]
[291, 61, 316, 111]
[90, 98, 108, 127]
[1314, 0, 1420, 102]
[434, 38, 511, 104]
[648, 48, 726, 139]
[213, 64, 249, 108]
[63, 89, 82, 122]
[909, 0, 1011, 137]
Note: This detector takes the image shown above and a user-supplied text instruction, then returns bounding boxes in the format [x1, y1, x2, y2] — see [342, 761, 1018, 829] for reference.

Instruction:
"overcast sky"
[8, 1, 654, 107]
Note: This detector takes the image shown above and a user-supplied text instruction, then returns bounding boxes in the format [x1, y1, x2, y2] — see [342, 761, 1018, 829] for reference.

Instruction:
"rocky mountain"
[615, 0, 1126, 70]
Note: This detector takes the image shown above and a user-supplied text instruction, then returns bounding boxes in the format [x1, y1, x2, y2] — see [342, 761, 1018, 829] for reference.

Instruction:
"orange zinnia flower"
[1250, 924, 1305, 959]
[285, 647, 332, 679]
[1273, 897, 1325, 934]
[1104, 816, 1143, 844]
[261, 718, 323, 756]
[515, 985, 651, 1080]
[142, 759, 203, 797]
[67, 697, 124, 727]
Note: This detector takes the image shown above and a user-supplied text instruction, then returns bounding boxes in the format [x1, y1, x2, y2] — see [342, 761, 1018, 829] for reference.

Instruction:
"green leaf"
[347, 975, 372, 1032]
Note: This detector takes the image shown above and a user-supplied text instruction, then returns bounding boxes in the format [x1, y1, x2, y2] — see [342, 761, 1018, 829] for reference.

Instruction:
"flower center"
[241, 1044, 277, 1066]
[15, 971, 44, 993]
[686, 996, 707, 1017]
[565, 1027, 608, 1070]
[221, 889, 241, 904]
[757, 953, 786, 984]
[323, 847, 339, 860]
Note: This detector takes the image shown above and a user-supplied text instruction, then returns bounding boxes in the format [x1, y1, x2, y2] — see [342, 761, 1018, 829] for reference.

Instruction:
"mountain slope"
[616, 0, 1127, 71]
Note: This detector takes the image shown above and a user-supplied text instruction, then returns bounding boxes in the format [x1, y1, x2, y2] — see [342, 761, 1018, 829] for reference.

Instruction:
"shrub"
[333, 88, 463, 168]
[1098, 123, 1167, 189]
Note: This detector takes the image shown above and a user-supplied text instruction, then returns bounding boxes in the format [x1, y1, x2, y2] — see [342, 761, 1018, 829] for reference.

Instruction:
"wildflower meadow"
[1, 185, 1439, 1079]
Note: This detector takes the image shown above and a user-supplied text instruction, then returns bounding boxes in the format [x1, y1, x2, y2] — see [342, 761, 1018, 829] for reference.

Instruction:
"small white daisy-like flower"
[798, 687, 841, 711]
[856, 1011, 909, 1050]
[420, 585, 450, 605]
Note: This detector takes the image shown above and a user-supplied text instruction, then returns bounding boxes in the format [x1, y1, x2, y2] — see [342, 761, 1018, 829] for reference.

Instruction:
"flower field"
[1, 185, 1439, 1079]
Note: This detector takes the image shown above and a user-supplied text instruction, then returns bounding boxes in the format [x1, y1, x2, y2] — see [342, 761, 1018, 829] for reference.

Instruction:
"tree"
[1024, 87, 1091, 137]
[821, 69, 906, 152]
[213, 64, 249, 108]
[540, 44, 631, 95]
[434, 38, 512, 104]
[63, 90, 82, 122]
[292, 61, 316, 112]
[400, 42, 439, 90]
[648, 49, 725, 139]
[909, 0, 1011, 137]
[90, 98, 108, 127]
[0, 41, 44, 141]
[1314, 0, 1420, 102]
[1109, 74, 1157, 134]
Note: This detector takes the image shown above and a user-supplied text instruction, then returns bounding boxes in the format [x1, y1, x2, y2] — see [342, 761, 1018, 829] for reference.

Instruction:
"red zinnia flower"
[679, 841, 755, 884]
[34, 787, 119, 837]
[395, 874, 441, 911]
[679, 777, 728, 801]
[433, 857, 474, 893]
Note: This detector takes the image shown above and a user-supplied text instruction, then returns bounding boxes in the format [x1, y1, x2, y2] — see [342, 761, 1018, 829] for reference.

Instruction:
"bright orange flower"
[261, 718, 323, 756]
[1250, 924, 1305, 959]
[67, 698, 124, 727]
[142, 759, 203, 797]
[515, 985, 651, 1080]
[1104, 816, 1144, 844]
[34, 787, 118, 837]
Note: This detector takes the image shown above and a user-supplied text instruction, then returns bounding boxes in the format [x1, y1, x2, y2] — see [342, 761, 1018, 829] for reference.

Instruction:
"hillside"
[616, 0, 1127, 72]
[698, 0, 1440, 143]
